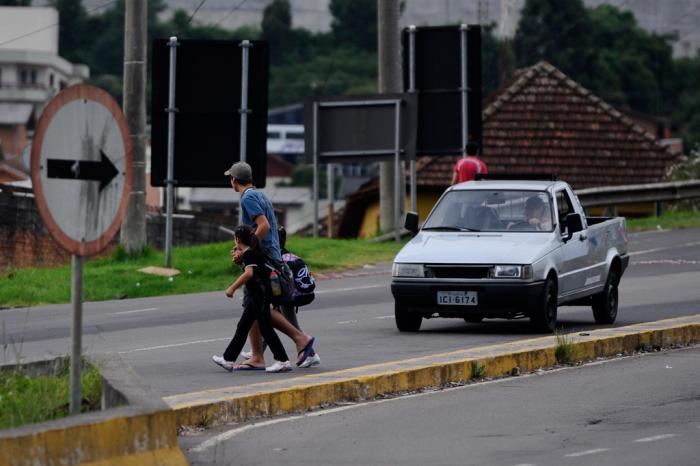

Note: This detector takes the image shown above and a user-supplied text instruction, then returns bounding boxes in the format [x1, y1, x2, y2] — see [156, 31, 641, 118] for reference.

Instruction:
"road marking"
[629, 241, 700, 257]
[316, 284, 386, 294]
[634, 434, 677, 443]
[564, 448, 610, 457]
[109, 307, 159, 316]
[190, 415, 305, 453]
[338, 315, 393, 325]
[118, 337, 230, 354]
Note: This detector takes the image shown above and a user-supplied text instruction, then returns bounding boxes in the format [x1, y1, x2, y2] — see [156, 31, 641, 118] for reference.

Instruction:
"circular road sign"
[31, 85, 132, 256]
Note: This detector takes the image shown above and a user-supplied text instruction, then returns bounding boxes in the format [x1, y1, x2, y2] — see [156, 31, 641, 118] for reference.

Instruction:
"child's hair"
[234, 224, 259, 250]
[278, 226, 287, 249]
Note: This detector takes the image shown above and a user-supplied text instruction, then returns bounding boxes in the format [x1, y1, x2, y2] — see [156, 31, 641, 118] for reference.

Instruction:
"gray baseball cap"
[224, 161, 252, 182]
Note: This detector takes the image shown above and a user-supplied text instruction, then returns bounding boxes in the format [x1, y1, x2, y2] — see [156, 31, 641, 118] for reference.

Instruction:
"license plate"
[437, 291, 478, 306]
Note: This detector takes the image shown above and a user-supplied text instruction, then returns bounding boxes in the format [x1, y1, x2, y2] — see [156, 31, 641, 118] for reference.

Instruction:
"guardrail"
[575, 179, 700, 214]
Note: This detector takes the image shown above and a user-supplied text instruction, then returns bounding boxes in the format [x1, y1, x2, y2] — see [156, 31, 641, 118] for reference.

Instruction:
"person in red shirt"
[451, 141, 487, 184]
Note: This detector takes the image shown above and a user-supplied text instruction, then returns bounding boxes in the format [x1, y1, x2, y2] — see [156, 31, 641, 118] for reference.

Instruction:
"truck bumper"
[391, 280, 546, 318]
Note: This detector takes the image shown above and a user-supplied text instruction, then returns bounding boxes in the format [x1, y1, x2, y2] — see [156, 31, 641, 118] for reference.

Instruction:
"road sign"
[31, 84, 132, 256]
[150, 39, 269, 188]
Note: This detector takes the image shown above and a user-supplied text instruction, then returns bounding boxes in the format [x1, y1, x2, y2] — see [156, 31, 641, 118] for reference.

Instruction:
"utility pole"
[121, 0, 148, 254]
[378, 0, 402, 236]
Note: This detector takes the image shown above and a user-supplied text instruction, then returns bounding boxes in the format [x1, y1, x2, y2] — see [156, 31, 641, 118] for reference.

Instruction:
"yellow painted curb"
[166, 314, 700, 429]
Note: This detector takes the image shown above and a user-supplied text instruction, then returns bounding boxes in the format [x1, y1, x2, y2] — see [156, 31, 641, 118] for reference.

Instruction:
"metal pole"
[313, 102, 319, 238]
[394, 101, 402, 242]
[327, 163, 334, 238]
[69, 255, 83, 415]
[164, 36, 178, 268]
[120, 0, 148, 254]
[408, 25, 417, 214]
[239, 40, 252, 225]
[378, 0, 401, 236]
[460, 24, 469, 154]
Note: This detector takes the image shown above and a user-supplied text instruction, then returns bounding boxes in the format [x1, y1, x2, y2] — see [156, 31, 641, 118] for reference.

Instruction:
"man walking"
[222, 162, 320, 369]
[451, 141, 487, 184]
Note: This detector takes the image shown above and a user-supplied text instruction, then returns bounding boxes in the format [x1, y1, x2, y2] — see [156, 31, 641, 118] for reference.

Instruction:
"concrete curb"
[0, 354, 188, 466]
[166, 314, 700, 429]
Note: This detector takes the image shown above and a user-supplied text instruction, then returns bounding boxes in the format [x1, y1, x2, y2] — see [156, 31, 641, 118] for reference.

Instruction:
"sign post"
[31, 85, 132, 415]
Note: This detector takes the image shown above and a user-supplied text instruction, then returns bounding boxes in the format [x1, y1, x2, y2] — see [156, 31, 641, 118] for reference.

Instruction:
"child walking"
[212, 225, 292, 373]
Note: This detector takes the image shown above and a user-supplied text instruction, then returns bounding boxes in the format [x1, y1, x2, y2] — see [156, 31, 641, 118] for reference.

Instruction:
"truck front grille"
[426, 266, 491, 279]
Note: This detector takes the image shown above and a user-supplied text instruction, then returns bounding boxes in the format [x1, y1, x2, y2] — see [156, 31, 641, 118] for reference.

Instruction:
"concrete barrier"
[0, 354, 188, 466]
[166, 314, 700, 430]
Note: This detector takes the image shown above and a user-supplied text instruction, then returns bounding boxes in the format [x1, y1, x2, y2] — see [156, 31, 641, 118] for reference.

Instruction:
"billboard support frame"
[164, 36, 179, 268]
[238, 39, 252, 224]
[407, 25, 417, 214]
[312, 98, 406, 241]
[460, 24, 469, 155]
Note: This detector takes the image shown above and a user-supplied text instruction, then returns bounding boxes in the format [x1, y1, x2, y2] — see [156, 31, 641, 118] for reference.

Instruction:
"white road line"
[634, 434, 677, 443]
[564, 448, 610, 457]
[337, 315, 393, 325]
[109, 307, 159, 316]
[190, 415, 305, 453]
[316, 284, 386, 294]
[629, 241, 700, 257]
[117, 337, 230, 354]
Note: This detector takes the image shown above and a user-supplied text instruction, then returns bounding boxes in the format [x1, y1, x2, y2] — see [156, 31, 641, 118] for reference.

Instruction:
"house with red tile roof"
[338, 61, 682, 238]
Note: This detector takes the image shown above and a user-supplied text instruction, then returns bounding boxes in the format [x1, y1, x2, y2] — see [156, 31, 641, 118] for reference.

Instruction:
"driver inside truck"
[524, 196, 553, 230]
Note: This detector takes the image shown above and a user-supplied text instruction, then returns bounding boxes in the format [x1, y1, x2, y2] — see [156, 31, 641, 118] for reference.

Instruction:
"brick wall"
[0, 186, 236, 271]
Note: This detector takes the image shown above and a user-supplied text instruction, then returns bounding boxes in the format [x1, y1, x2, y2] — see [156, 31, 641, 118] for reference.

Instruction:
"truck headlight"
[392, 263, 425, 277]
[490, 265, 533, 279]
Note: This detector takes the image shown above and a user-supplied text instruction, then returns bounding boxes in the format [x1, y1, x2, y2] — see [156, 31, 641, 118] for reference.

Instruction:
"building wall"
[0, 124, 27, 157]
[0, 7, 58, 53]
[358, 192, 443, 239]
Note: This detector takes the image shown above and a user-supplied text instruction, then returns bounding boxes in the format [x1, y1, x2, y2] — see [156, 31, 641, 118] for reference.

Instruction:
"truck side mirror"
[404, 211, 419, 236]
[564, 213, 584, 242]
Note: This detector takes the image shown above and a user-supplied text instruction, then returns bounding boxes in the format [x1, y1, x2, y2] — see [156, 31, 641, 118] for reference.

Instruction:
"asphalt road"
[182, 345, 700, 466]
[1, 228, 699, 397]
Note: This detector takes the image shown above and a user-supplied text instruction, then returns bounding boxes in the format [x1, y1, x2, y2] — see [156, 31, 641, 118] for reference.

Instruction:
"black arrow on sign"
[47, 150, 119, 192]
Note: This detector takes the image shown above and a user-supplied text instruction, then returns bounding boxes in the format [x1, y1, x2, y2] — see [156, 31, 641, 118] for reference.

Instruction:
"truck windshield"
[423, 190, 555, 232]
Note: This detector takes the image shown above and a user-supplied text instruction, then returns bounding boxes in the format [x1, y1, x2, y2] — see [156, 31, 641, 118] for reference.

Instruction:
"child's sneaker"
[212, 355, 235, 372]
[265, 360, 292, 373]
[298, 352, 321, 368]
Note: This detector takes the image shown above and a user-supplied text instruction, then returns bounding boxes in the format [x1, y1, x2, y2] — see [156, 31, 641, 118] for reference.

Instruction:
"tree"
[514, 0, 593, 81]
[51, 0, 88, 64]
[330, 0, 377, 53]
[262, 0, 291, 65]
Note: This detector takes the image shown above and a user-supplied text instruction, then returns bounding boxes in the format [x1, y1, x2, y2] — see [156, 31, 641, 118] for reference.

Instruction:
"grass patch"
[625, 210, 700, 232]
[0, 236, 406, 307]
[470, 360, 486, 379]
[0, 362, 102, 430]
[554, 332, 576, 365]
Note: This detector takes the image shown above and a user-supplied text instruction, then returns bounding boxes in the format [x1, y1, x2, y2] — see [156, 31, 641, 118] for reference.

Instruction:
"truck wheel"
[463, 316, 484, 324]
[530, 278, 558, 333]
[592, 270, 619, 324]
[395, 302, 422, 332]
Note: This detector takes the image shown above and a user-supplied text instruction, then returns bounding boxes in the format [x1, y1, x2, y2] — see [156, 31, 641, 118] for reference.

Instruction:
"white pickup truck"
[391, 179, 629, 332]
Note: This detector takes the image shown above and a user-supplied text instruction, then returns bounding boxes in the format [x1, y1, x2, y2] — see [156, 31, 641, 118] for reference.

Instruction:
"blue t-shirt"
[240, 188, 281, 260]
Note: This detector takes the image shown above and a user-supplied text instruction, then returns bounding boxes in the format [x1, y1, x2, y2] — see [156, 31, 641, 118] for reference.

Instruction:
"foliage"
[625, 210, 700, 232]
[554, 331, 575, 364]
[470, 360, 486, 379]
[262, 0, 291, 65]
[0, 363, 102, 430]
[330, 0, 377, 53]
[0, 236, 405, 307]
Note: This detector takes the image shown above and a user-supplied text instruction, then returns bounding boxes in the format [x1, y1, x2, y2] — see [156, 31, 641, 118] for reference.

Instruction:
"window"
[0, 68, 3, 87]
[30, 70, 37, 84]
[49, 73, 54, 87]
[555, 190, 575, 233]
[20, 69, 28, 84]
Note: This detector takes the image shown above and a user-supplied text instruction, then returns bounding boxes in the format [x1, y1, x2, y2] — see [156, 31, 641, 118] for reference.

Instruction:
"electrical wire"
[215, 0, 249, 27]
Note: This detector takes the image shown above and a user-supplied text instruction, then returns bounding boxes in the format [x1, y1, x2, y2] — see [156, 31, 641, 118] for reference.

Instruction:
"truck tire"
[530, 278, 558, 333]
[395, 302, 422, 332]
[592, 269, 619, 324]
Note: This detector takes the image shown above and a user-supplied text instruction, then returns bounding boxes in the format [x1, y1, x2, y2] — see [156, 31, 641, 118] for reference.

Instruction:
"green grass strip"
[0, 363, 102, 430]
[0, 236, 405, 308]
[625, 210, 700, 232]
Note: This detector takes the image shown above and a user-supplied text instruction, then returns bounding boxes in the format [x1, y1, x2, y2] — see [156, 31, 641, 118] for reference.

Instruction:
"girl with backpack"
[212, 225, 292, 373]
